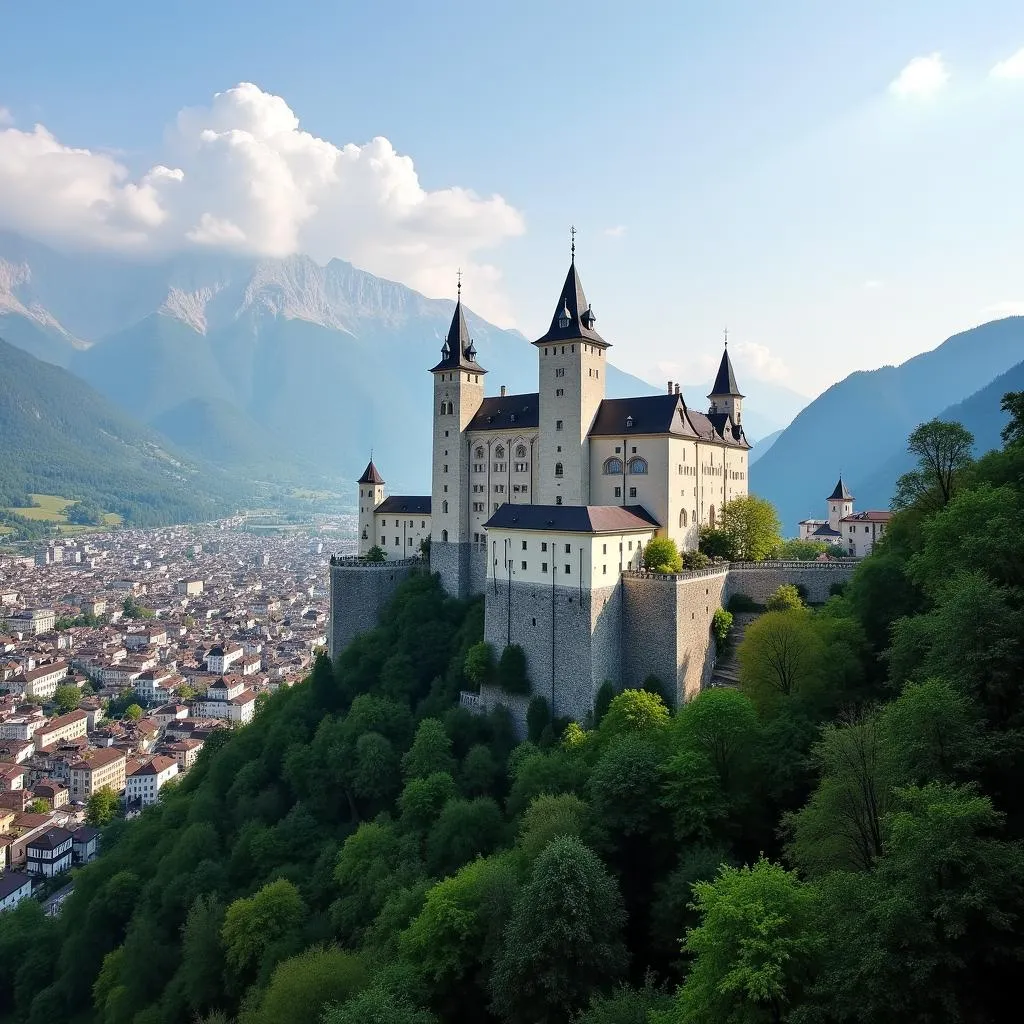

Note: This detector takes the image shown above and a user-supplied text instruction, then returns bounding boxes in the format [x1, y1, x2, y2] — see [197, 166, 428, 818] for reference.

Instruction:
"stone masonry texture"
[328, 562, 418, 659]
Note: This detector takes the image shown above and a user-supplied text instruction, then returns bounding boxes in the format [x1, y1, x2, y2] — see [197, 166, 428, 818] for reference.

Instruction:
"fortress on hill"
[331, 247, 855, 726]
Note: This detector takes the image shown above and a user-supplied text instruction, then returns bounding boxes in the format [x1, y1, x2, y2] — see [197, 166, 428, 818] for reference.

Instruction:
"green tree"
[426, 797, 505, 877]
[671, 859, 821, 1024]
[53, 684, 81, 715]
[490, 836, 627, 1023]
[643, 537, 682, 573]
[26, 798, 50, 814]
[738, 610, 826, 716]
[220, 878, 306, 977]
[698, 527, 735, 561]
[516, 792, 592, 862]
[578, 981, 674, 1024]
[893, 419, 975, 511]
[673, 688, 759, 794]
[402, 718, 456, 780]
[1000, 390, 1024, 446]
[497, 644, 530, 695]
[364, 545, 387, 563]
[321, 988, 438, 1024]
[123, 704, 143, 722]
[772, 539, 831, 560]
[464, 641, 496, 688]
[718, 495, 782, 561]
[85, 787, 120, 826]
[399, 772, 458, 835]
[458, 744, 499, 797]
[248, 946, 368, 1024]
[765, 583, 803, 612]
[598, 689, 670, 743]
[177, 896, 226, 1019]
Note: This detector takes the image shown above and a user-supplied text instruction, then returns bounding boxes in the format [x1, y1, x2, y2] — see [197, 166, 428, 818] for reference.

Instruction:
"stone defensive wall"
[328, 557, 421, 659]
[480, 579, 621, 733]
[725, 559, 858, 605]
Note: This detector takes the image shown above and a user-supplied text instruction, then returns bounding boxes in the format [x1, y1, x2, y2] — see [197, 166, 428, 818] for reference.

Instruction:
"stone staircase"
[708, 613, 758, 690]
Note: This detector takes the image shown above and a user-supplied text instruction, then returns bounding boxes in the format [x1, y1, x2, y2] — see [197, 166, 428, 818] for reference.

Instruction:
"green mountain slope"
[0, 336, 235, 525]
[751, 316, 1024, 530]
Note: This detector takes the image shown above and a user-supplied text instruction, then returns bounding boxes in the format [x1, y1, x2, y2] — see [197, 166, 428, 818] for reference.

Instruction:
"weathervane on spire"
[723, 327, 729, 347]
[457, 267, 462, 301]
[570, 225, 576, 263]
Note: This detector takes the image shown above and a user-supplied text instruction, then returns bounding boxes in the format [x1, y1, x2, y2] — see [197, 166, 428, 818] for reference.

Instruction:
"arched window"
[709, 505, 716, 528]
[448, 402, 455, 415]
[439, 401, 447, 415]
[441, 529, 448, 542]
[679, 509, 688, 528]
[554, 463, 564, 477]
[442, 500, 449, 514]
[628, 457, 648, 475]
[475, 445, 484, 458]
[603, 457, 623, 475]
[515, 444, 527, 459]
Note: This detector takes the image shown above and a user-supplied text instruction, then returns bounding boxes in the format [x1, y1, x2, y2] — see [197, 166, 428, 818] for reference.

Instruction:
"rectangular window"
[628, 540, 633, 551]
[629, 487, 637, 498]
[602, 543, 607, 554]
[542, 562, 548, 573]
[514, 461, 528, 472]
[541, 542, 548, 552]
[394, 537, 399, 546]
[522, 540, 527, 550]
[565, 543, 571, 554]
[556, 420, 563, 430]
[380, 535, 385, 544]
[556, 388, 564, 397]
[614, 486, 621, 498]
[603, 565, 607, 574]
[443, 464, 448, 472]
[565, 564, 571, 574]
[495, 484, 505, 493]
[521, 561, 527, 570]
[555, 367, 565, 377]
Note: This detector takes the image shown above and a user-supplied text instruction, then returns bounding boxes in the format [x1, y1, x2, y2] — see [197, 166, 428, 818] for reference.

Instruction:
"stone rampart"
[430, 541, 471, 598]
[725, 560, 857, 605]
[481, 579, 620, 732]
[328, 559, 420, 659]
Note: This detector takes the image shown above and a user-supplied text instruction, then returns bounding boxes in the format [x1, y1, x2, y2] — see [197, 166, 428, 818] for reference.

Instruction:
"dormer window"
[625, 415, 634, 429]
[557, 301, 571, 329]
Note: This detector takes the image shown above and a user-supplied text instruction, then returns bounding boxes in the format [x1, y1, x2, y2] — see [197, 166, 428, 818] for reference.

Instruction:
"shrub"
[766, 584, 804, 612]
[699, 527, 735, 560]
[527, 696, 551, 743]
[498, 644, 530, 695]
[712, 608, 734, 651]
[365, 545, 386, 563]
[643, 537, 682, 574]
[828, 581, 847, 598]
[682, 550, 712, 571]
[593, 681, 616, 725]
[463, 641, 496, 688]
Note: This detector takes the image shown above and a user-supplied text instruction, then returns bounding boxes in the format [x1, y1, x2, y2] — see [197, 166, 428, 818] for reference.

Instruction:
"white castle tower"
[356, 459, 385, 556]
[827, 476, 854, 532]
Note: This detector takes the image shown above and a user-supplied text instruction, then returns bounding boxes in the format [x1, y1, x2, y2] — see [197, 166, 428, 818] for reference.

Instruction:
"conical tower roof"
[430, 296, 487, 374]
[828, 476, 853, 501]
[357, 459, 385, 485]
[708, 345, 743, 398]
[533, 257, 608, 347]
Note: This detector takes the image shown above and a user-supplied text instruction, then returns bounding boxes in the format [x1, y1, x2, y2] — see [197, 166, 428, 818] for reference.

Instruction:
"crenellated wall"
[328, 560, 420, 659]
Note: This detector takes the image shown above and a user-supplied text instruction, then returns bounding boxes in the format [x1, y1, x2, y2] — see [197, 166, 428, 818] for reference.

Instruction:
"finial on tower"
[456, 267, 462, 301]
[723, 326, 729, 347]
[570, 224, 576, 263]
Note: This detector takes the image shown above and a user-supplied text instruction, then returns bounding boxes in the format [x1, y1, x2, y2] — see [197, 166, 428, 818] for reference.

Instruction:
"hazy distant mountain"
[0, 337, 233, 524]
[0, 232, 802, 493]
[751, 317, 1024, 531]
[856, 357, 1024, 510]
[749, 429, 783, 466]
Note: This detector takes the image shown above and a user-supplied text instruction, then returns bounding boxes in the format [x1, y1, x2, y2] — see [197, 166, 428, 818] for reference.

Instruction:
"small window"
[442, 529, 448, 542]
[603, 457, 623, 475]
[521, 561, 527, 570]
[495, 445, 505, 458]
[475, 446, 484, 458]
[629, 487, 637, 498]
[515, 444, 527, 458]
[542, 562, 548, 573]
[556, 388, 564, 397]
[565, 543, 571, 554]
[522, 540, 527, 550]
[554, 463, 564, 477]
[602, 543, 607, 554]
[556, 419, 563, 430]
[541, 542, 548, 552]
[614, 486, 621, 498]
[442, 500, 449, 514]
[555, 367, 565, 378]
[565, 564, 571, 574]
[556, 496, 563, 505]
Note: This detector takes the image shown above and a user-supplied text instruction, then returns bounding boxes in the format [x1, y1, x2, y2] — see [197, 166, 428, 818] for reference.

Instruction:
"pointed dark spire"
[708, 344, 743, 399]
[533, 255, 608, 347]
[358, 459, 385, 485]
[430, 276, 487, 374]
[828, 477, 854, 501]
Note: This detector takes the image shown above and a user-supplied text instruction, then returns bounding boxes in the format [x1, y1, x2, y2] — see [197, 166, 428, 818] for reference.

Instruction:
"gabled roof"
[483, 504, 660, 534]
[709, 346, 743, 398]
[27, 826, 73, 851]
[828, 477, 854, 501]
[467, 393, 540, 432]
[587, 395, 750, 448]
[430, 299, 487, 374]
[533, 260, 608, 347]
[375, 496, 432, 515]
[810, 523, 842, 538]
[357, 460, 385, 485]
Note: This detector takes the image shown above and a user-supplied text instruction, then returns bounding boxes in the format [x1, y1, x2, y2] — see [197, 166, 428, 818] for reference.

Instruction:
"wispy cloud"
[889, 53, 949, 98]
[603, 225, 626, 238]
[0, 108, 12, 127]
[990, 47, 1024, 79]
[733, 339, 791, 384]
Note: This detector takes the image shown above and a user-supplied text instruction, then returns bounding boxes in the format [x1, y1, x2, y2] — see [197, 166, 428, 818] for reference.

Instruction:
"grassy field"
[5, 494, 122, 531]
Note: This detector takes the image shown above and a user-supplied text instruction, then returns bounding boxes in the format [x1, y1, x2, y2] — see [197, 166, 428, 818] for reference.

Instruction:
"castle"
[798, 477, 892, 557]
[336, 248, 855, 726]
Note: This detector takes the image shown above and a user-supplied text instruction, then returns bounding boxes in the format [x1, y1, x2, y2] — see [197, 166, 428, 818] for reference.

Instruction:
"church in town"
[357, 244, 751, 599]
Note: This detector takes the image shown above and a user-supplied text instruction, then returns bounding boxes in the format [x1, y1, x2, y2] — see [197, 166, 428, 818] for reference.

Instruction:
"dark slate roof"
[588, 395, 749, 449]
[466, 393, 540, 432]
[841, 510, 892, 523]
[0, 873, 31, 900]
[357, 459, 384, 485]
[483, 504, 660, 533]
[810, 523, 842, 538]
[375, 496, 431, 515]
[828, 477, 854, 501]
[27, 826, 73, 852]
[709, 346, 743, 397]
[533, 260, 608, 347]
[72, 825, 100, 843]
[430, 300, 487, 374]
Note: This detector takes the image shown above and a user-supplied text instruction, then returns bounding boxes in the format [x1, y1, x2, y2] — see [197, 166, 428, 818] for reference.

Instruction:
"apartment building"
[68, 748, 127, 801]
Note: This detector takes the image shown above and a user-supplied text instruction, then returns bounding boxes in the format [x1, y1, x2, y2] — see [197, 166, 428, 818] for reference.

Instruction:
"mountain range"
[0, 232, 799, 496]
[751, 317, 1024, 530]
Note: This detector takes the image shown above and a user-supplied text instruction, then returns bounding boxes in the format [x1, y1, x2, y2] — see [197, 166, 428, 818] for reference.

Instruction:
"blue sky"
[3, 0, 1024, 397]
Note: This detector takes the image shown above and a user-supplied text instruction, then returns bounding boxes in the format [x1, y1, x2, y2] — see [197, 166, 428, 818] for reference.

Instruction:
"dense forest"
[3, 398, 1024, 1024]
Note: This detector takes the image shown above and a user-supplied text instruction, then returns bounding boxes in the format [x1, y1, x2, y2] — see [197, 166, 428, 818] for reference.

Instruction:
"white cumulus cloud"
[0, 83, 525, 323]
[732, 340, 790, 384]
[0, 108, 12, 127]
[990, 47, 1024, 79]
[889, 53, 949, 98]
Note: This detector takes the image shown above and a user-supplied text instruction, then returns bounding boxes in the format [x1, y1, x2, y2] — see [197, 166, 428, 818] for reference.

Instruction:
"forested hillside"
[3, 394, 1024, 1024]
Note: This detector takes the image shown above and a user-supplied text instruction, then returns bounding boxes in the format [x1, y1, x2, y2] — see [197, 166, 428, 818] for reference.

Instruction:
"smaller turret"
[826, 476, 853, 531]
[707, 339, 743, 425]
[357, 459, 385, 556]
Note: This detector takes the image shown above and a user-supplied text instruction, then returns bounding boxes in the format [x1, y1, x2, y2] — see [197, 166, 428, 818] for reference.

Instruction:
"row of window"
[602, 457, 648, 475]
[475, 444, 528, 459]
[542, 343, 605, 356]
[379, 519, 427, 528]
[380, 536, 418, 547]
